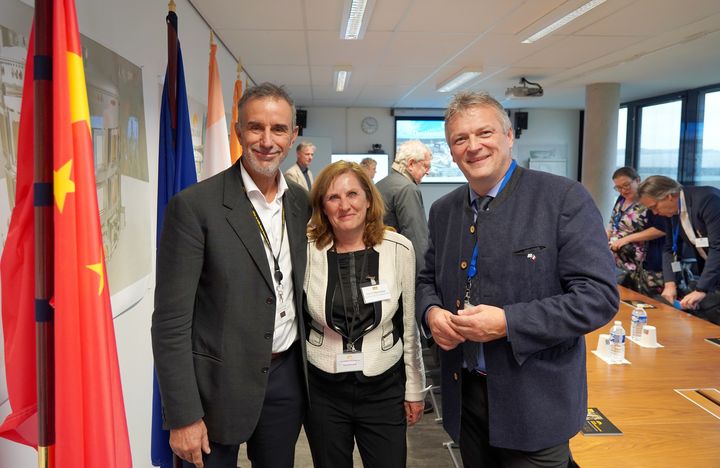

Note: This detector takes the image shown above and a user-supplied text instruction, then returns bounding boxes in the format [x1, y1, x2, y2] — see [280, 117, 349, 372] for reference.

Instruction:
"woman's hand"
[609, 237, 627, 252]
[404, 400, 424, 426]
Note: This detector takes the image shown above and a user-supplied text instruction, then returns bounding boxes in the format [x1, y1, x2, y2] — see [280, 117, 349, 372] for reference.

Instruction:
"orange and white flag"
[229, 71, 243, 163]
[200, 42, 231, 180]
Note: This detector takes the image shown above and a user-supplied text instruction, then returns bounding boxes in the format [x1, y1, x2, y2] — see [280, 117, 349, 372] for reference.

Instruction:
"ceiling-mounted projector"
[505, 77, 544, 98]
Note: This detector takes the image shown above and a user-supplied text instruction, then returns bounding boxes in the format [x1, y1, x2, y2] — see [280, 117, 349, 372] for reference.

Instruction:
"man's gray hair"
[444, 91, 512, 137]
[238, 82, 296, 128]
[394, 140, 431, 169]
[360, 157, 377, 168]
[296, 140, 316, 153]
[637, 175, 683, 200]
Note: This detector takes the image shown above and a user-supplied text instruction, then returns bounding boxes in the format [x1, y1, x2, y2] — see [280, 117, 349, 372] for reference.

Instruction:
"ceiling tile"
[217, 30, 308, 65]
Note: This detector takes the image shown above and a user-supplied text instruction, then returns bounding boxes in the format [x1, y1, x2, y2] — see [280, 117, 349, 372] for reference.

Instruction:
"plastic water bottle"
[609, 321, 626, 364]
[630, 307, 648, 341]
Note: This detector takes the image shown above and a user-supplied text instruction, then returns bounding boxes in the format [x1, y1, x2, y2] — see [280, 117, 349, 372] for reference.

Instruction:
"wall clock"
[361, 116, 379, 135]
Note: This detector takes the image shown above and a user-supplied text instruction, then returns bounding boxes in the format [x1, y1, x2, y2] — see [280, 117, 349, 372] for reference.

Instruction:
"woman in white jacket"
[303, 161, 426, 468]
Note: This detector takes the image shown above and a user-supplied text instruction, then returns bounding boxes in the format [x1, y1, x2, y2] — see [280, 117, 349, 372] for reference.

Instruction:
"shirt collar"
[468, 175, 504, 208]
[240, 162, 288, 204]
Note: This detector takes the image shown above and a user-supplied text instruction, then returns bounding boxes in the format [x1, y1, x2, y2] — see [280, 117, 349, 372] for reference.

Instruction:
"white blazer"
[304, 230, 426, 402]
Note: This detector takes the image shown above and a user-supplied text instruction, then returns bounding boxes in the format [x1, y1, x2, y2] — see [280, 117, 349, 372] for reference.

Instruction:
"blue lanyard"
[613, 197, 630, 231]
[672, 221, 680, 256]
[467, 160, 517, 281]
[672, 198, 682, 255]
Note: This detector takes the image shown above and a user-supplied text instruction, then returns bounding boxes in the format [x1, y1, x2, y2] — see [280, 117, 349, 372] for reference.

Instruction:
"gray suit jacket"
[376, 169, 429, 272]
[152, 162, 311, 445]
[284, 163, 313, 191]
[416, 167, 618, 450]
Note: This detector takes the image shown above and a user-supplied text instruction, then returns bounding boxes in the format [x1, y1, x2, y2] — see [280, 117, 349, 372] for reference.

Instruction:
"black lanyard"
[250, 203, 286, 286]
[334, 247, 369, 352]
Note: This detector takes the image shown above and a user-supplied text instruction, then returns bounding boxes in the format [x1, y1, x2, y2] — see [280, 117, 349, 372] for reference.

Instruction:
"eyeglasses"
[613, 181, 634, 192]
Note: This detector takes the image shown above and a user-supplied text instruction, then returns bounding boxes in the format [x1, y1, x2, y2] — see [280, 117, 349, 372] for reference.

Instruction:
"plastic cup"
[596, 333, 611, 357]
[640, 325, 658, 347]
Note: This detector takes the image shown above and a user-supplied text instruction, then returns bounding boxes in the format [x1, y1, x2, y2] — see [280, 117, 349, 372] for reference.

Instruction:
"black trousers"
[182, 341, 305, 468]
[304, 364, 407, 468]
[460, 370, 572, 468]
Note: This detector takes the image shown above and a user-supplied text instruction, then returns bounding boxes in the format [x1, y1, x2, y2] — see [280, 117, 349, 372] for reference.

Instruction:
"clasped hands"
[426, 304, 507, 351]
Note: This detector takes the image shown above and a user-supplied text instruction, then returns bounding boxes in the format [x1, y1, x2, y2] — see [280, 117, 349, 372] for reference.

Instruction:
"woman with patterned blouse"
[607, 167, 666, 294]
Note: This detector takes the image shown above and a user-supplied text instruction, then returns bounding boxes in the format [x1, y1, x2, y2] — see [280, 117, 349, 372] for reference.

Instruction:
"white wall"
[0, 0, 240, 466]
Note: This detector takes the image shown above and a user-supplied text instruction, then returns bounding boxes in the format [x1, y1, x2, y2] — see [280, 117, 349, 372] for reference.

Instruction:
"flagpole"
[33, 0, 55, 466]
[167, 0, 178, 133]
[166, 2, 182, 466]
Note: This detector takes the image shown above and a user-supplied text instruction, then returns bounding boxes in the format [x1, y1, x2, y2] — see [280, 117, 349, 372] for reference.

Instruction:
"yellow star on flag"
[86, 263, 105, 295]
[54, 159, 76, 213]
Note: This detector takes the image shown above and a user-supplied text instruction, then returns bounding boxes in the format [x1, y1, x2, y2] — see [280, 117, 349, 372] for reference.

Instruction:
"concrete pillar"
[582, 83, 620, 222]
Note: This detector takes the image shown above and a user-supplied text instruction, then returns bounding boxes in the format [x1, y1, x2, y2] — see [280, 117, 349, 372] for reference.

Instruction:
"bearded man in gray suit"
[152, 83, 311, 468]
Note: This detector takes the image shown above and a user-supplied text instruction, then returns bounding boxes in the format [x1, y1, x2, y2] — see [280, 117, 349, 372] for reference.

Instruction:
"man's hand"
[661, 282, 677, 305]
[449, 304, 507, 343]
[426, 306, 466, 351]
[680, 290, 706, 310]
[170, 419, 211, 468]
[404, 400, 424, 426]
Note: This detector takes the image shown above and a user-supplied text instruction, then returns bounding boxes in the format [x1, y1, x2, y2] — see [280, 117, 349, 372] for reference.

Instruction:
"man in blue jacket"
[638, 175, 720, 324]
[416, 91, 618, 467]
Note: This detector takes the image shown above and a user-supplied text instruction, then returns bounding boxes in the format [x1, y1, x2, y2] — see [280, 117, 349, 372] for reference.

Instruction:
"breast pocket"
[511, 244, 550, 300]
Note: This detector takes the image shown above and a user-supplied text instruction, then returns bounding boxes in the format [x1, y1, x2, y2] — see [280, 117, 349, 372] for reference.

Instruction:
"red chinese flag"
[52, 0, 132, 466]
[0, 29, 38, 448]
[0, 0, 132, 465]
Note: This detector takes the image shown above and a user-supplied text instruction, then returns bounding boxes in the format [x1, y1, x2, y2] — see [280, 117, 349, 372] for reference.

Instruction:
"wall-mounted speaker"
[296, 109, 308, 128]
[514, 111, 528, 130]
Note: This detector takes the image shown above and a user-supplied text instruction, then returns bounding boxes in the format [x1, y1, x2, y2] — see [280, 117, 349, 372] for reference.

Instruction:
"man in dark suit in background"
[416, 91, 618, 467]
[152, 83, 311, 468]
[638, 175, 720, 323]
[376, 139, 432, 273]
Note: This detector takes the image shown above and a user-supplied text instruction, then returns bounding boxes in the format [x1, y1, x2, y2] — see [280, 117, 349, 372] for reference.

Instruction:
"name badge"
[671, 261, 682, 272]
[361, 283, 391, 304]
[695, 237, 709, 248]
[275, 302, 294, 326]
[336, 351, 364, 372]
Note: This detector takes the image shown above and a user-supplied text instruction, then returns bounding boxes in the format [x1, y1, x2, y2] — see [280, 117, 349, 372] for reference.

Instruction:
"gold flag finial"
[210, 31, 215, 46]
[236, 61, 242, 78]
[168, 0, 176, 12]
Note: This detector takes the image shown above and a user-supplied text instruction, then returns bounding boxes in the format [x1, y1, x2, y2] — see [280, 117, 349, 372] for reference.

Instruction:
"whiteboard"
[529, 158, 567, 178]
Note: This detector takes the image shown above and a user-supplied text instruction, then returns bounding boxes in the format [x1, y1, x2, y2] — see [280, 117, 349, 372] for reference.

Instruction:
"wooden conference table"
[569, 286, 720, 467]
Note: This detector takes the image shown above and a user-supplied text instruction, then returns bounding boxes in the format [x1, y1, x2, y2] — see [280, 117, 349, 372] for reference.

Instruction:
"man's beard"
[244, 149, 288, 178]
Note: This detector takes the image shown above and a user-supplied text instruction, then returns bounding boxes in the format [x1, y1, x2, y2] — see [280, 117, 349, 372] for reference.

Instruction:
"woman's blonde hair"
[308, 161, 386, 249]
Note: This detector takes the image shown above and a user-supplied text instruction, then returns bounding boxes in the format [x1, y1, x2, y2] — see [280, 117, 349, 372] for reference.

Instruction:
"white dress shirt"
[240, 164, 298, 352]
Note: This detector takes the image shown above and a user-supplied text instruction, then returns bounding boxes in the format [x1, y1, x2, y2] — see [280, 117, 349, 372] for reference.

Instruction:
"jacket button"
[470, 225, 475, 234]
[460, 261, 467, 270]
[264, 332, 272, 340]
[261, 367, 269, 374]
[455, 299, 461, 308]
[453, 372, 459, 381]
[265, 297, 274, 305]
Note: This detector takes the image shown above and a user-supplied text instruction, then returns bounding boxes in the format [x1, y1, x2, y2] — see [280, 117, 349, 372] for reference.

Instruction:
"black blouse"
[326, 247, 380, 351]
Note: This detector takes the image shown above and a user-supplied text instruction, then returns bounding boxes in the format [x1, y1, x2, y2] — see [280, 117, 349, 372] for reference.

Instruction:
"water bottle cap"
[614, 320, 621, 325]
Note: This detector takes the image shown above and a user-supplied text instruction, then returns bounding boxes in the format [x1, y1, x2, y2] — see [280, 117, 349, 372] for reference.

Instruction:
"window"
[616, 107, 627, 168]
[695, 90, 720, 187]
[636, 100, 681, 180]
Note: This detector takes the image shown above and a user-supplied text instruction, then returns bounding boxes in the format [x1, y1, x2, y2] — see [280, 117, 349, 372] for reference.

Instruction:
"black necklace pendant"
[274, 269, 283, 283]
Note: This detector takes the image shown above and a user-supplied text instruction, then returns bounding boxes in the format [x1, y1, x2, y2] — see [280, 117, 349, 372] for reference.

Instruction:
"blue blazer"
[416, 167, 618, 451]
[661, 186, 720, 292]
